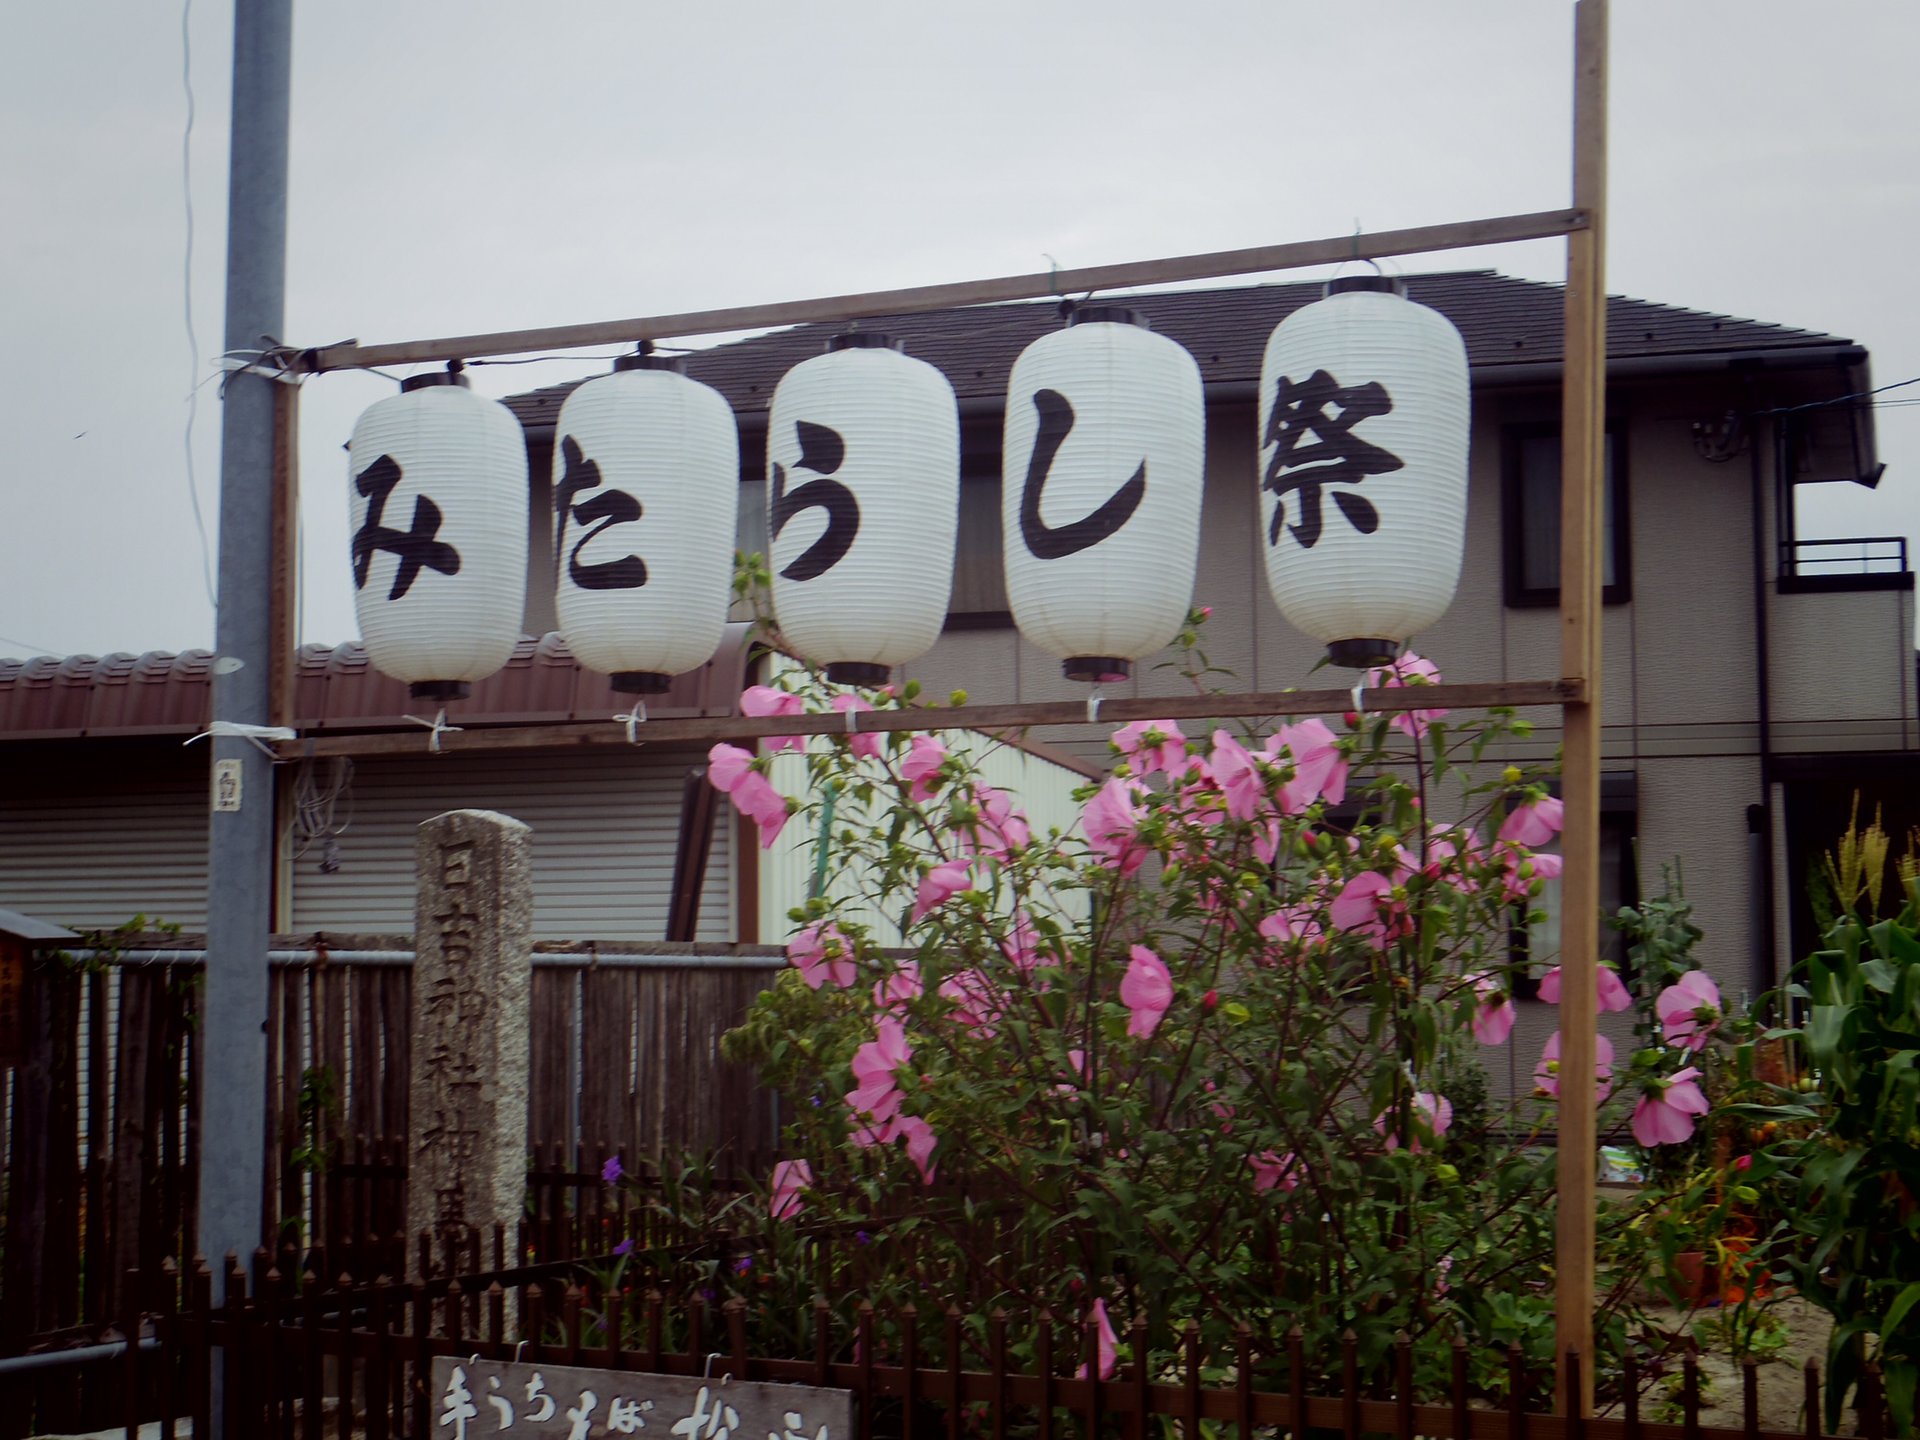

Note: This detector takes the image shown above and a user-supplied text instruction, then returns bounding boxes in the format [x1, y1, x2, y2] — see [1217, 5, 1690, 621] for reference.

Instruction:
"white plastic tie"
[844, 705, 860, 735]
[1351, 682, 1367, 717]
[401, 709, 463, 754]
[1086, 689, 1103, 725]
[214, 354, 300, 385]
[613, 704, 648, 745]
[183, 720, 296, 758]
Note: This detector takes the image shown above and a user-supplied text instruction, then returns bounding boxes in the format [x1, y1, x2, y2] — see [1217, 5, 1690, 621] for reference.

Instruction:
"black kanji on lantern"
[771, 420, 858, 582]
[1019, 388, 1146, 560]
[351, 454, 462, 601]
[1262, 370, 1403, 549]
[553, 436, 648, 591]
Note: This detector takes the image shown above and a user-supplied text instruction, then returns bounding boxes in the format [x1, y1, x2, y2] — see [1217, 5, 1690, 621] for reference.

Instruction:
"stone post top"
[421, 808, 534, 835]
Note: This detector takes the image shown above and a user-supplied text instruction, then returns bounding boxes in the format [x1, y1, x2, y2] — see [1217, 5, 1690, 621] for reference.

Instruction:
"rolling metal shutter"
[0, 750, 210, 930]
[286, 748, 734, 941]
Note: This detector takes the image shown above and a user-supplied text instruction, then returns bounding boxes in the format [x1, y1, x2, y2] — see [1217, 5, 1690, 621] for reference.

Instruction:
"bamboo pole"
[268, 677, 1582, 761]
[1555, 0, 1609, 1417]
[294, 209, 1587, 372]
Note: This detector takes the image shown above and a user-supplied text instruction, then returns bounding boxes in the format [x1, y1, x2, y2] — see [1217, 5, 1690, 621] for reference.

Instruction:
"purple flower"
[614, 1238, 635, 1256]
[854, 1230, 872, 1246]
[602, 1155, 625, 1184]
[733, 1256, 752, 1275]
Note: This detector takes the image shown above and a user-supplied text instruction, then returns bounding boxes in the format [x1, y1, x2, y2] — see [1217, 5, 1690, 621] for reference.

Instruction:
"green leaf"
[1877, 1280, 1920, 1347]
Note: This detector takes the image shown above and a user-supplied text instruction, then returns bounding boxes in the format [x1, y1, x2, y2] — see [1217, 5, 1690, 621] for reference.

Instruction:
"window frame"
[1510, 798, 1640, 1001]
[1500, 419, 1632, 608]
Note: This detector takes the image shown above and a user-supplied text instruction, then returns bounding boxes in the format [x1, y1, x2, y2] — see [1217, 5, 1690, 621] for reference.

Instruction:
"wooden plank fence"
[0, 1247, 1893, 1440]
[0, 947, 784, 1338]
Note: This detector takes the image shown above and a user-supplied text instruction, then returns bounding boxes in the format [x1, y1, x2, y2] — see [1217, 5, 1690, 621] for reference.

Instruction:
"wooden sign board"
[428, 1357, 853, 1440]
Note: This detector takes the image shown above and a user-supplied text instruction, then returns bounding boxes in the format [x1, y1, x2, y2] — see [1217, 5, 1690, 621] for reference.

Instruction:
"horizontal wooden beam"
[271, 678, 1584, 760]
[297, 209, 1589, 373]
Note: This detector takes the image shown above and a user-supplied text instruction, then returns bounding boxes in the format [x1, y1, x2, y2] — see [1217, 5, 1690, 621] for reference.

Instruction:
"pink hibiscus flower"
[1258, 904, 1323, 960]
[1268, 718, 1349, 813]
[708, 742, 792, 847]
[846, 1017, 912, 1125]
[1249, 1150, 1302, 1192]
[1112, 719, 1187, 777]
[788, 921, 855, 990]
[872, 959, 922, 1012]
[900, 733, 950, 803]
[1499, 794, 1565, 847]
[769, 1158, 812, 1220]
[1534, 1030, 1616, 1102]
[911, 858, 973, 925]
[888, 1114, 939, 1184]
[1657, 970, 1722, 1052]
[1537, 964, 1633, 1013]
[1375, 1092, 1452, 1153]
[1076, 1299, 1119, 1381]
[1083, 777, 1148, 875]
[1365, 652, 1449, 738]
[1470, 972, 1516, 1046]
[1632, 1066, 1710, 1146]
[938, 967, 1006, 1034]
[830, 692, 883, 760]
[1329, 872, 1409, 947]
[1119, 945, 1173, 1039]
[966, 783, 1031, 858]
[1209, 730, 1266, 822]
[1496, 843, 1562, 900]
[740, 685, 805, 752]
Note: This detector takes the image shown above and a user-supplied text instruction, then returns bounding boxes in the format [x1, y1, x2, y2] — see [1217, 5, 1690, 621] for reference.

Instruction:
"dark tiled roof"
[0, 631, 746, 739]
[502, 270, 1852, 429]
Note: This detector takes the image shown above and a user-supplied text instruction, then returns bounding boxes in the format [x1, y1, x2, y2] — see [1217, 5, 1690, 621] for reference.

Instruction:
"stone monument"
[406, 809, 532, 1278]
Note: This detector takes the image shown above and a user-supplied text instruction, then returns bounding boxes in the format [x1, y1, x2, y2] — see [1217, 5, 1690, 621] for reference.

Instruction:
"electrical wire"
[290, 757, 354, 869]
[0, 634, 62, 658]
[1759, 374, 1920, 416]
[180, 0, 217, 613]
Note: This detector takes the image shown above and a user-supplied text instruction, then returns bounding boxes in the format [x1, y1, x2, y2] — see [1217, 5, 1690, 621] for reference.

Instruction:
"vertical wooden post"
[1555, 0, 1608, 1417]
[268, 378, 300, 731]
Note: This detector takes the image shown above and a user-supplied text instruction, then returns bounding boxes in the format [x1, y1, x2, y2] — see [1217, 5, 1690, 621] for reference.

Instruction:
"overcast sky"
[3, 1, 1915, 661]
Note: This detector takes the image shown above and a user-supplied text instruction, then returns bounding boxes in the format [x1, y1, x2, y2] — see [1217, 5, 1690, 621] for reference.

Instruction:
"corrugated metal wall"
[287, 749, 735, 941]
[0, 746, 210, 930]
[759, 730, 1091, 947]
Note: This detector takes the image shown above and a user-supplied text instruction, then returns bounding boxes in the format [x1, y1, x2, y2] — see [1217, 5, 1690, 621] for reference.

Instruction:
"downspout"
[1744, 375, 1779, 999]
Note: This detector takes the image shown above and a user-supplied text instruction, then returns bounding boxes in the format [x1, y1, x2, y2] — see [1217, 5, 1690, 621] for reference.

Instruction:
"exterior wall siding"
[757, 731, 1093, 949]
[285, 748, 734, 942]
[0, 745, 210, 930]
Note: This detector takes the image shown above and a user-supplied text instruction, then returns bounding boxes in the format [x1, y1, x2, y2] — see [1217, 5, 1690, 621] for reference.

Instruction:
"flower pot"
[1669, 1250, 1717, 1303]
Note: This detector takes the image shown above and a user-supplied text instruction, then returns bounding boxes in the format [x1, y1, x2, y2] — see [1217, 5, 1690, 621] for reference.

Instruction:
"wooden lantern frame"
[272, 2, 1611, 1410]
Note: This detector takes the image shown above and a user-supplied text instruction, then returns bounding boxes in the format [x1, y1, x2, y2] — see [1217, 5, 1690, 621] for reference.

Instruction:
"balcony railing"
[1784, 534, 1910, 578]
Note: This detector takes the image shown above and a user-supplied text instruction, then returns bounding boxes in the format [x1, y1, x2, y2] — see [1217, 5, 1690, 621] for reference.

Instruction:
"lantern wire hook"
[613, 704, 648, 745]
[401, 708, 463, 754]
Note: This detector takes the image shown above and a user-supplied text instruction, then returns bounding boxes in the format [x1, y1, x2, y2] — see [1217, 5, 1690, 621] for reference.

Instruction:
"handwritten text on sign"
[430, 1358, 853, 1440]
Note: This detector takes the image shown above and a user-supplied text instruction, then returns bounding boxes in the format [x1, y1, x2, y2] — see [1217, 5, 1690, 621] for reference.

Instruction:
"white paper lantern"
[1002, 307, 1204, 681]
[1256, 276, 1470, 667]
[347, 371, 528, 699]
[766, 334, 958, 685]
[551, 355, 739, 693]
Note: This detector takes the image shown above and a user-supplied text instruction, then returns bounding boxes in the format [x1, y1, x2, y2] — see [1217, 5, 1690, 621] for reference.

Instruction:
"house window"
[947, 474, 1011, 628]
[1512, 796, 1638, 998]
[1502, 423, 1629, 606]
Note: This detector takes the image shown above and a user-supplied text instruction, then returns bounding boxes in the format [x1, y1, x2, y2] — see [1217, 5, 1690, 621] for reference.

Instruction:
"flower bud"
[1203, 989, 1219, 1010]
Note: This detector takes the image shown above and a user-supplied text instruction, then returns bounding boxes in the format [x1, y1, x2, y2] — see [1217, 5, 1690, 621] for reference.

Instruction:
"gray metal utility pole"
[200, 0, 291, 1339]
